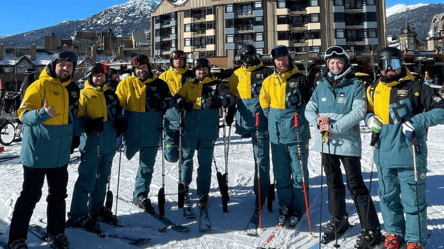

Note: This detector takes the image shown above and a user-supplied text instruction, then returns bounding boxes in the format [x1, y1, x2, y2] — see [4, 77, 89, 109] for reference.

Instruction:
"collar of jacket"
[84, 80, 108, 92]
[193, 76, 216, 85]
[242, 62, 264, 72]
[39, 66, 72, 87]
[273, 64, 299, 81]
[131, 73, 157, 85]
[171, 65, 190, 75]
[379, 67, 414, 87]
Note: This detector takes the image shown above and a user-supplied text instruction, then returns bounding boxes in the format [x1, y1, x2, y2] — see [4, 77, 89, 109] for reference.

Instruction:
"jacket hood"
[242, 62, 264, 72]
[272, 63, 299, 81]
[171, 65, 190, 75]
[84, 80, 108, 92]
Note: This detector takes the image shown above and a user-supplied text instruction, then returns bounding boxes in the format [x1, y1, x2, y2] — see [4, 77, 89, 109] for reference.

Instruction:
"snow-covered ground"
[0, 122, 443, 249]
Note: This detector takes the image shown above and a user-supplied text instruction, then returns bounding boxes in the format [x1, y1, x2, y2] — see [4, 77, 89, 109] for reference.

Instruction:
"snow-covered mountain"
[386, 3, 429, 17]
[0, 0, 158, 47]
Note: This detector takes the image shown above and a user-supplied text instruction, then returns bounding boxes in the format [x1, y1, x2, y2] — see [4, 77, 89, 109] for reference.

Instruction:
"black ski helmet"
[377, 47, 403, 70]
[131, 54, 153, 79]
[107, 68, 118, 78]
[170, 50, 187, 68]
[271, 45, 289, 60]
[46, 50, 78, 79]
[193, 58, 212, 78]
[86, 63, 108, 85]
[239, 45, 260, 67]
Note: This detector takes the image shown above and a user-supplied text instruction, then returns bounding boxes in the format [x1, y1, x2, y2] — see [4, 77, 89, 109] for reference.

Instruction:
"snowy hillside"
[386, 3, 429, 17]
[0, 0, 158, 47]
[0, 122, 443, 248]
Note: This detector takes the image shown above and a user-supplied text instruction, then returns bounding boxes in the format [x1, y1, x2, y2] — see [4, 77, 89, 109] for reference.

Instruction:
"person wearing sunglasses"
[305, 46, 382, 248]
[227, 45, 273, 211]
[116, 54, 174, 213]
[175, 58, 235, 211]
[106, 68, 120, 91]
[159, 50, 194, 164]
[67, 63, 126, 233]
[365, 47, 444, 249]
[259, 45, 314, 227]
[8, 51, 81, 249]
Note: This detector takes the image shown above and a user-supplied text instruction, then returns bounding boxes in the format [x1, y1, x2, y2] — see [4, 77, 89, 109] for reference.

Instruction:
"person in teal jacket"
[175, 58, 235, 210]
[305, 46, 381, 248]
[8, 51, 81, 249]
[67, 63, 127, 234]
[259, 45, 314, 226]
[227, 45, 273, 210]
[116, 54, 174, 213]
[366, 47, 444, 249]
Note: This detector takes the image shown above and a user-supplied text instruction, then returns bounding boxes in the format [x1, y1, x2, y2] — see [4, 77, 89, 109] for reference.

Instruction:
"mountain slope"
[386, 3, 429, 17]
[0, 0, 158, 47]
[387, 3, 444, 41]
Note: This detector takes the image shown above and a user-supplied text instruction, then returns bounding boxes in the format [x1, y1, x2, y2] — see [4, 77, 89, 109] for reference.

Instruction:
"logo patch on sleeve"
[256, 74, 264, 79]
[321, 98, 327, 102]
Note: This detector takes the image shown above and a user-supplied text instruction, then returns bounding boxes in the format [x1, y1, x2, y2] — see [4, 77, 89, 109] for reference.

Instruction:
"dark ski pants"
[70, 150, 115, 219]
[251, 130, 271, 199]
[322, 154, 380, 230]
[133, 146, 158, 200]
[9, 165, 68, 244]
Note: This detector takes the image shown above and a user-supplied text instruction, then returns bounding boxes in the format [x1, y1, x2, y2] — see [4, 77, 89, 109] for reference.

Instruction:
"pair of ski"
[183, 199, 211, 232]
[29, 224, 151, 247]
[245, 210, 299, 237]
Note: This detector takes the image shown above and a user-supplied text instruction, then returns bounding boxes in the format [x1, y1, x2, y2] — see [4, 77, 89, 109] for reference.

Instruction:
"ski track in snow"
[0, 122, 443, 248]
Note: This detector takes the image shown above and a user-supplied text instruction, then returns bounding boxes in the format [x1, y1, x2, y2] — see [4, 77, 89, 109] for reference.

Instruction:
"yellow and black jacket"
[18, 68, 81, 168]
[365, 67, 444, 168]
[116, 73, 172, 159]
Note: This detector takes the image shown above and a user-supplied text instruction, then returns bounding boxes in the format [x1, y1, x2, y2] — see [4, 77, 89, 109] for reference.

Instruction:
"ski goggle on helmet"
[131, 56, 149, 66]
[91, 64, 108, 74]
[378, 59, 402, 71]
[324, 46, 350, 61]
[55, 51, 78, 63]
[171, 50, 186, 59]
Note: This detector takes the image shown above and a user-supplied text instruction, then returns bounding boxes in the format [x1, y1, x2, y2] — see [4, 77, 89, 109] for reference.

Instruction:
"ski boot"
[199, 193, 209, 210]
[66, 212, 102, 234]
[8, 238, 28, 249]
[132, 196, 155, 214]
[46, 233, 69, 249]
[321, 213, 350, 244]
[98, 206, 117, 225]
[277, 205, 289, 227]
[355, 227, 383, 249]
[383, 234, 401, 249]
[289, 209, 303, 228]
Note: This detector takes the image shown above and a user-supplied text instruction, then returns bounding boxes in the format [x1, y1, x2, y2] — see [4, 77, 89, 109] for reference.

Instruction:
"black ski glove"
[148, 97, 166, 112]
[85, 117, 104, 134]
[70, 136, 80, 154]
[177, 98, 194, 112]
[225, 105, 236, 126]
[202, 97, 222, 109]
[114, 117, 128, 137]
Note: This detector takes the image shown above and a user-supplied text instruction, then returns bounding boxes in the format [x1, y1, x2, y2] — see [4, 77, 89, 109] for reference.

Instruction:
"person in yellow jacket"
[116, 54, 174, 213]
[159, 50, 194, 163]
[259, 45, 314, 227]
[8, 51, 81, 249]
[175, 58, 235, 212]
[227, 45, 273, 211]
[67, 63, 127, 234]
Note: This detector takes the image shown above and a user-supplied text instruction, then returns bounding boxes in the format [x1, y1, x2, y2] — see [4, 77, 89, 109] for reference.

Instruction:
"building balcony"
[306, 39, 322, 46]
[276, 8, 290, 15]
[347, 40, 365, 46]
[345, 23, 364, 29]
[290, 25, 307, 32]
[184, 32, 195, 38]
[306, 6, 320, 14]
[365, 38, 378, 45]
[291, 41, 307, 47]
[162, 50, 170, 56]
[277, 24, 290, 31]
[206, 14, 215, 21]
[184, 17, 193, 24]
[194, 15, 207, 23]
[364, 22, 377, 29]
[236, 12, 253, 19]
[184, 46, 194, 53]
[194, 45, 207, 52]
[289, 9, 307, 16]
[237, 26, 254, 33]
[307, 23, 321, 30]
[344, 8, 363, 14]
[194, 30, 207, 37]
[206, 44, 216, 51]
[277, 40, 290, 47]
[206, 29, 216, 36]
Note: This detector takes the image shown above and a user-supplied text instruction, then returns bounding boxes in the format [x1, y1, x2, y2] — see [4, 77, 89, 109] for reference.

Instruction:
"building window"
[368, 29, 377, 38]
[155, 16, 160, 24]
[277, 16, 288, 25]
[334, 0, 343, 5]
[278, 31, 288, 40]
[226, 19, 234, 28]
[310, 0, 318, 6]
[254, 1, 262, 10]
[254, 17, 263, 26]
[185, 10, 191, 17]
[255, 33, 263, 41]
[311, 47, 320, 52]
[171, 26, 175, 34]
[207, 36, 215, 44]
[366, 0, 375, 4]
[345, 0, 363, 9]
[185, 39, 191, 47]
[278, 0, 286, 8]
[227, 34, 234, 43]
[336, 29, 345, 38]
[226, 4, 233, 13]
[257, 48, 263, 54]
[206, 7, 213, 15]
[206, 22, 214, 29]
[311, 14, 319, 23]
[171, 13, 176, 20]
[185, 24, 191, 32]
[334, 13, 345, 22]
[366, 12, 377, 22]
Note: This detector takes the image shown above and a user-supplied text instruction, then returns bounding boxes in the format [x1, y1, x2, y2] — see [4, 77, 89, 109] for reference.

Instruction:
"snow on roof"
[174, 0, 187, 6]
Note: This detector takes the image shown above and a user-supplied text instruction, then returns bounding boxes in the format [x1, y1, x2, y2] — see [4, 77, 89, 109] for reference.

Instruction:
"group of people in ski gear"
[6, 43, 444, 249]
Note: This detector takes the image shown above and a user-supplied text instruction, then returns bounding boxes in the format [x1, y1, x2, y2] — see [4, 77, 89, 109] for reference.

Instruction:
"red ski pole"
[255, 113, 263, 230]
[294, 113, 314, 238]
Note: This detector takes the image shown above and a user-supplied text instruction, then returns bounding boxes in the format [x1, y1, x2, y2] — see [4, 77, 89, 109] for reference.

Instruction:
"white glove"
[402, 121, 415, 140]
[367, 115, 382, 133]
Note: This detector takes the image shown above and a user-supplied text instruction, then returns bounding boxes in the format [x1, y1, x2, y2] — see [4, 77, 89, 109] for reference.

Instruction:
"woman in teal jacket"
[305, 46, 381, 248]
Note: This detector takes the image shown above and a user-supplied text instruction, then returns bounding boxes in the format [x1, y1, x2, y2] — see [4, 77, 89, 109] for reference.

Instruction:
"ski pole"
[114, 135, 123, 224]
[364, 132, 380, 232]
[327, 139, 340, 248]
[158, 122, 166, 216]
[255, 113, 263, 231]
[96, 132, 101, 236]
[178, 110, 185, 208]
[319, 131, 328, 246]
[412, 138, 423, 248]
[294, 113, 313, 238]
